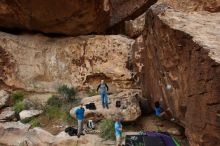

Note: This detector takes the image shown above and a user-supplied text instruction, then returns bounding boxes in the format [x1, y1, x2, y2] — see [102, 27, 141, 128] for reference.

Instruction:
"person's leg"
[116, 136, 121, 146]
[77, 120, 82, 137]
[104, 93, 109, 109]
[80, 119, 84, 135]
[101, 93, 105, 108]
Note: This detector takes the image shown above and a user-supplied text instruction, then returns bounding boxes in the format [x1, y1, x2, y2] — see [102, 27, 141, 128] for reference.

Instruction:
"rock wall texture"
[110, 0, 156, 26]
[0, 0, 110, 36]
[159, 0, 220, 12]
[141, 3, 220, 146]
[0, 32, 135, 92]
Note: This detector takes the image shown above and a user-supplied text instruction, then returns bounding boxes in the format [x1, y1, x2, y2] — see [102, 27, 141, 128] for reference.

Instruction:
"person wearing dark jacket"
[97, 80, 109, 109]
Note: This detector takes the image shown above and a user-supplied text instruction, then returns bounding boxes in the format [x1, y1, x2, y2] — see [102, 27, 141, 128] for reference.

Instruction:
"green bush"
[47, 95, 63, 108]
[44, 106, 68, 120]
[99, 119, 115, 140]
[21, 117, 40, 128]
[13, 101, 25, 114]
[29, 118, 41, 127]
[57, 85, 76, 101]
[87, 89, 98, 97]
[12, 91, 24, 102]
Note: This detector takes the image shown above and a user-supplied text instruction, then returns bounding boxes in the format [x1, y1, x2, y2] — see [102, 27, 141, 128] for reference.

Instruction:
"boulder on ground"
[19, 110, 43, 120]
[71, 89, 142, 122]
[0, 90, 9, 109]
[0, 107, 15, 122]
[141, 3, 220, 146]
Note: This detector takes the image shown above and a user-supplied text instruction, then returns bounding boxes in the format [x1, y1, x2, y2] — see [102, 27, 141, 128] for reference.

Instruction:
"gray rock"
[0, 107, 15, 121]
[19, 110, 43, 120]
[0, 90, 10, 109]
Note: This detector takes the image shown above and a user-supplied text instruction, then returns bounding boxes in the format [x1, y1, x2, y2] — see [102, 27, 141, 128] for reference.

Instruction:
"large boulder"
[0, 107, 15, 122]
[0, 0, 110, 36]
[110, 0, 157, 26]
[0, 32, 135, 92]
[141, 3, 220, 146]
[159, 0, 220, 12]
[72, 90, 142, 122]
[19, 110, 43, 120]
[0, 90, 9, 109]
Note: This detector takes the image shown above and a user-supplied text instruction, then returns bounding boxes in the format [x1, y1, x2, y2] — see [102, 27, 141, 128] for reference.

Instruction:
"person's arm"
[97, 84, 101, 92]
[105, 83, 109, 91]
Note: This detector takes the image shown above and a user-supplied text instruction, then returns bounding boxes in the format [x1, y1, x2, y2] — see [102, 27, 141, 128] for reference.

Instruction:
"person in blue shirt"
[154, 101, 161, 117]
[115, 118, 122, 146]
[75, 103, 85, 138]
[97, 80, 109, 109]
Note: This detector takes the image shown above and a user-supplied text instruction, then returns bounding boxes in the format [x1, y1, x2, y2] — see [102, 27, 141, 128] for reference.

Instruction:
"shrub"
[57, 85, 76, 101]
[21, 117, 40, 128]
[44, 106, 68, 120]
[87, 89, 98, 97]
[13, 101, 25, 114]
[47, 95, 63, 108]
[12, 91, 24, 102]
[29, 118, 41, 127]
[99, 119, 115, 140]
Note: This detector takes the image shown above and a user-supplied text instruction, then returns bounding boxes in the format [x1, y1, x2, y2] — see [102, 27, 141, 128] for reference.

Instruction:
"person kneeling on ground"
[97, 79, 109, 109]
[115, 118, 123, 146]
[154, 101, 173, 120]
[75, 103, 85, 138]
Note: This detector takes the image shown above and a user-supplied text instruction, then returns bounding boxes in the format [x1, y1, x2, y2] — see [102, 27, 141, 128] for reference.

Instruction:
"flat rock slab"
[72, 89, 142, 122]
[19, 110, 43, 120]
[0, 107, 15, 121]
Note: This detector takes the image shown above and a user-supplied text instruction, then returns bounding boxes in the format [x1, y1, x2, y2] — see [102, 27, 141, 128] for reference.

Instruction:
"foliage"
[12, 91, 24, 102]
[87, 89, 98, 97]
[57, 85, 76, 101]
[99, 119, 115, 140]
[47, 95, 63, 108]
[21, 117, 40, 128]
[13, 101, 25, 114]
[44, 106, 64, 120]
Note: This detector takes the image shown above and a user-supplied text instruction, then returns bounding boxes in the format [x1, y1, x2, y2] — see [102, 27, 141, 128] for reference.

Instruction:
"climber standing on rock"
[75, 103, 85, 138]
[97, 80, 109, 109]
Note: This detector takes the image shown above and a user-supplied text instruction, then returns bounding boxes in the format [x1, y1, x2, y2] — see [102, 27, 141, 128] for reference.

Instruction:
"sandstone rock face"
[0, 90, 9, 109]
[141, 3, 220, 146]
[0, 32, 135, 92]
[0, 0, 110, 36]
[110, 0, 156, 26]
[125, 12, 146, 38]
[19, 110, 43, 120]
[159, 0, 220, 12]
[0, 122, 114, 146]
[72, 90, 142, 122]
[0, 107, 15, 122]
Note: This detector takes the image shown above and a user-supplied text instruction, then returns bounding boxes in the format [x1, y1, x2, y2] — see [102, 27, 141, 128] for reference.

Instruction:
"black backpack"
[116, 101, 121, 108]
[85, 103, 96, 110]
[65, 127, 78, 136]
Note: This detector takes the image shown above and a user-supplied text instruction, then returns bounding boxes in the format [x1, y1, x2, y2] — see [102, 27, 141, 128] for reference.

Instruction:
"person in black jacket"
[97, 80, 109, 109]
